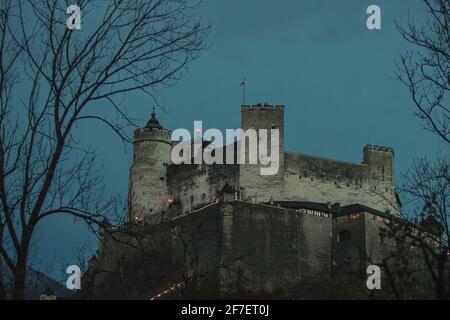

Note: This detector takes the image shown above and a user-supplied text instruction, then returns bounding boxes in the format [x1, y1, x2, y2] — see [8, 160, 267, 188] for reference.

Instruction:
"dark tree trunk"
[13, 259, 26, 300]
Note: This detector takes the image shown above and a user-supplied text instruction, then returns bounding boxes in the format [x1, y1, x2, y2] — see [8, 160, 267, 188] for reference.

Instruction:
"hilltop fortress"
[128, 104, 400, 223]
[86, 104, 441, 299]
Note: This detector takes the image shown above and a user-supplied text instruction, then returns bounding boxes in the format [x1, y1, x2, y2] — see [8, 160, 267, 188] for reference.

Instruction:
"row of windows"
[295, 208, 330, 218]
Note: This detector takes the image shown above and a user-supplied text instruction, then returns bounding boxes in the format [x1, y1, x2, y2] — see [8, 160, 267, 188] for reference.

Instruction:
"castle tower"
[128, 110, 172, 223]
[363, 145, 394, 183]
[239, 103, 285, 203]
[362, 144, 400, 213]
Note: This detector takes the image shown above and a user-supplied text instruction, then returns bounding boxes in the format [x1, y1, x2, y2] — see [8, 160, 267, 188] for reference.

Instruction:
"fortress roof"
[270, 201, 395, 220]
[269, 201, 443, 237]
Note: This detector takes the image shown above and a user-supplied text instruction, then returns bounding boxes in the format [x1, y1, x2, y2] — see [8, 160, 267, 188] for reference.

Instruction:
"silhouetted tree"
[395, 0, 449, 143]
[0, 0, 209, 299]
[399, 155, 449, 298]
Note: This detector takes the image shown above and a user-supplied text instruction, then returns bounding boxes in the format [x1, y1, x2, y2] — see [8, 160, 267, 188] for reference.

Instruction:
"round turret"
[129, 109, 172, 223]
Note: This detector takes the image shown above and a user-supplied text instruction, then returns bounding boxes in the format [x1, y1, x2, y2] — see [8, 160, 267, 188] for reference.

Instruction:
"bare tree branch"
[0, 0, 209, 299]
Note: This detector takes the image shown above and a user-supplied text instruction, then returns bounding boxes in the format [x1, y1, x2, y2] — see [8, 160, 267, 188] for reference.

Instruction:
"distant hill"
[0, 256, 71, 300]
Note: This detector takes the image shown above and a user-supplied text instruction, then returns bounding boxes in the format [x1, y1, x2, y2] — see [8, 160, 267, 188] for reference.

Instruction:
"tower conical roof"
[146, 108, 162, 129]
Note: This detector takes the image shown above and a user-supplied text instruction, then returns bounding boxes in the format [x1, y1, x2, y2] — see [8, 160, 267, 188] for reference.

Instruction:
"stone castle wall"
[219, 201, 333, 293]
[283, 149, 399, 213]
[166, 162, 239, 214]
[89, 199, 333, 298]
[129, 104, 400, 222]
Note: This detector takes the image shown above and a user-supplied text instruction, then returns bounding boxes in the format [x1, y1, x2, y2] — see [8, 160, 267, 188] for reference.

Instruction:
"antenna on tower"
[240, 77, 246, 105]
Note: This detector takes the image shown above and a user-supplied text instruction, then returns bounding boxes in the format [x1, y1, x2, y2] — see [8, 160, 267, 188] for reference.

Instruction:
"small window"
[338, 230, 351, 242]
[348, 213, 360, 220]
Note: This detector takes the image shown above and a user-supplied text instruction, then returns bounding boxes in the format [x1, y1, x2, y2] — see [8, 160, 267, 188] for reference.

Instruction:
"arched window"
[338, 230, 351, 242]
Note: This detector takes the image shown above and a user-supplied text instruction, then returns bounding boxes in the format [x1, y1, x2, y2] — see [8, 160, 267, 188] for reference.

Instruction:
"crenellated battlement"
[363, 144, 394, 155]
[363, 144, 394, 166]
[134, 127, 171, 144]
[241, 103, 285, 112]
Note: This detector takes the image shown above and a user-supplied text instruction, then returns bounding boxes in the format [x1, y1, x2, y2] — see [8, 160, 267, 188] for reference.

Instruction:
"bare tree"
[0, 0, 209, 299]
[393, 0, 450, 299]
[399, 154, 449, 298]
[395, 0, 449, 143]
[402, 155, 449, 245]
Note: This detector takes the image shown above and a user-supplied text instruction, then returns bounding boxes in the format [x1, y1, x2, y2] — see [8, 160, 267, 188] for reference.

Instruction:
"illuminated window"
[349, 213, 360, 219]
[295, 208, 329, 218]
[338, 230, 351, 242]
